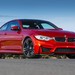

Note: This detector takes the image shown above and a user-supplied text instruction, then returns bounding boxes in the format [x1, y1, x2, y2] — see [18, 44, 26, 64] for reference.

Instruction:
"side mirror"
[11, 26, 20, 31]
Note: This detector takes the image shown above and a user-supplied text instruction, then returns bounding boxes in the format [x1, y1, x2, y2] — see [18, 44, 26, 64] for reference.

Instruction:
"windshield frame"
[21, 20, 59, 29]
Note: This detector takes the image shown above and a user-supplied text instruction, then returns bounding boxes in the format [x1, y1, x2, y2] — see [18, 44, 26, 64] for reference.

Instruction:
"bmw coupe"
[0, 19, 75, 58]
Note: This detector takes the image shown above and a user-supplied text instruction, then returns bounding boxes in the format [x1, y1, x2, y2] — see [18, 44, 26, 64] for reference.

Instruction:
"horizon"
[0, 0, 75, 32]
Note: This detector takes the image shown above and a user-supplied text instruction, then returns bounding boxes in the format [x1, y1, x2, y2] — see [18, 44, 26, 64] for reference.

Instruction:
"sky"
[0, 0, 75, 32]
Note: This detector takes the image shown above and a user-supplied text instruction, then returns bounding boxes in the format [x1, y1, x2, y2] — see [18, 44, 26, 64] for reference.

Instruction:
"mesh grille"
[55, 37, 75, 42]
[55, 48, 75, 53]
[55, 37, 65, 42]
[42, 47, 51, 52]
[68, 38, 75, 42]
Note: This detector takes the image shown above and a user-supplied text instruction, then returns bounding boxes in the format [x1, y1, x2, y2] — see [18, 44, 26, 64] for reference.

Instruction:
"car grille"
[55, 48, 75, 53]
[68, 38, 75, 42]
[55, 37, 75, 42]
[55, 37, 65, 42]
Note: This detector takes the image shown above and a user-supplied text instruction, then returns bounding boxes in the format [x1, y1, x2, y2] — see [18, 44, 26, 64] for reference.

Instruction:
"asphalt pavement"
[0, 59, 75, 75]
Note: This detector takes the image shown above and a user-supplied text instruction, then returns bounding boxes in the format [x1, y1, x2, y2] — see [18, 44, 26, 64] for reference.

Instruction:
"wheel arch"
[22, 36, 40, 55]
[23, 36, 31, 44]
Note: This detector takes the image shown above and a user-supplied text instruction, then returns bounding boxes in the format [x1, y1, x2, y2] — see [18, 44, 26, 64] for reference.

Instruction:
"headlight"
[35, 35, 53, 41]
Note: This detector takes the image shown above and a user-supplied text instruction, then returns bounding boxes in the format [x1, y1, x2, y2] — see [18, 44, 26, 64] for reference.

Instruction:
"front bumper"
[34, 39, 75, 54]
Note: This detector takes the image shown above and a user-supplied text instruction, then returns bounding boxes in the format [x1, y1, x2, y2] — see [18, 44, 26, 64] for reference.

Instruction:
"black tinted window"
[22, 21, 40, 29]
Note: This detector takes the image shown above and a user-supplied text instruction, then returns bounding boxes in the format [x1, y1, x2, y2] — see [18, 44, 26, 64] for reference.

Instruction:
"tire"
[66, 54, 75, 59]
[23, 38, 35, 58]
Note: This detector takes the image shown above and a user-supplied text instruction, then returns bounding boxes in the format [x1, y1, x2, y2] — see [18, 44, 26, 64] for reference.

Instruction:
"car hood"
[31, 29, 75, 37]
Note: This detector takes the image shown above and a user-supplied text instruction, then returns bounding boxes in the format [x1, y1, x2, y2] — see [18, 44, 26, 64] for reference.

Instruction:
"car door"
[0, 21, 23, 53]
[0, 23, 9, 51]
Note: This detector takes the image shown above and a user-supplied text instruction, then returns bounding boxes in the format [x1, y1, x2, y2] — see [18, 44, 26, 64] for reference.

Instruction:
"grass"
[0, 54, 69, 59]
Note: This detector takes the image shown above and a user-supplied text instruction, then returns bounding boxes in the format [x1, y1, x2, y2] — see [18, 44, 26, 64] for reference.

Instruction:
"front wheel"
[23, 38, 35, 58]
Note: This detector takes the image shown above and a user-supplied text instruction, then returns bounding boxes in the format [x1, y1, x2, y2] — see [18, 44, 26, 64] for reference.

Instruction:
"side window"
[7, 21, 20, 31]
[0, 23, 8, 31]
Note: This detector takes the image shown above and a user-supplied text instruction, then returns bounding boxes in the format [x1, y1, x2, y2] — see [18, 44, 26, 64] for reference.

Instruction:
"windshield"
[22, 20, 58, 29]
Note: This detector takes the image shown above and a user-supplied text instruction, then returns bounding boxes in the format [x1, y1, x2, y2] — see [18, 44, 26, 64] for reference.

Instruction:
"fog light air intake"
[42, 47, 51, 52]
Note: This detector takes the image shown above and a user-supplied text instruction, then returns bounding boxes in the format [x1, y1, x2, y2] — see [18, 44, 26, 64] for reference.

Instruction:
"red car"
[0, 19, 75, 58]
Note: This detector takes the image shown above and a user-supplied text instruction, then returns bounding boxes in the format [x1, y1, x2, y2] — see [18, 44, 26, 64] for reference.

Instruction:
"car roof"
[13, 19, 49, 22]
